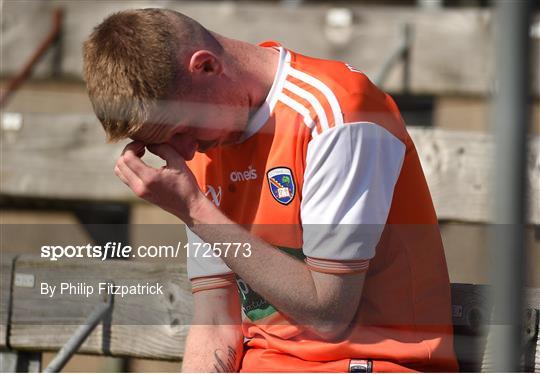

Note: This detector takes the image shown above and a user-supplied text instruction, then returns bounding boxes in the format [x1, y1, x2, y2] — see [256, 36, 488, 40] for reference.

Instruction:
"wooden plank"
[536, 332, 540, 373]
[450, 284, 489, 372]
[450, 284, 540, 372]
[0, 254, 15, 348]
[0, 113, 163, 202]
[1, 113, 539, 223]
[527, 288, 540, 310]
[8, 255, 192, 360]
[0, 351, 41, 372]
[410, 128, 540, 224]
[2, 255, 539, 367]
[480, 308, 540, 372]
[0, 1, 538, 96]
[523, 308, 539, 372]
[450, 284, 540, 318]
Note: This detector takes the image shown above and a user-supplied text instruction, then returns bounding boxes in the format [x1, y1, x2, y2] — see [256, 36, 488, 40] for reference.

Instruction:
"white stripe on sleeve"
[289, 67, 344, 127]
[284, 80, 329, 131]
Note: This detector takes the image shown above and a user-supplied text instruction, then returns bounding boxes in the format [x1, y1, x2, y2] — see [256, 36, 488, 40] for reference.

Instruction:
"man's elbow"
[306, 269, 365, 341]
[309, 316, 354, 342]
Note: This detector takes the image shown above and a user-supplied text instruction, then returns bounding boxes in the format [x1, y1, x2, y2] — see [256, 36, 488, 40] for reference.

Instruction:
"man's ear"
[188, 50, 223, 76]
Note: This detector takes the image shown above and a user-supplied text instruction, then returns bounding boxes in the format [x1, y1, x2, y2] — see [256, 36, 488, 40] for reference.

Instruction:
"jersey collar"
[237, 42, 291, 143]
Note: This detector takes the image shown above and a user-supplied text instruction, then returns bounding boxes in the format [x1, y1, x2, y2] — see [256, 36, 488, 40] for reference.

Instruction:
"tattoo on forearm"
[213, 346, 237, 372]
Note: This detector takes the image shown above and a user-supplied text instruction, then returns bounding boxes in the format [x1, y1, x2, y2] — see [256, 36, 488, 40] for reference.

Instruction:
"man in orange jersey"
[83, 8, 458, 372]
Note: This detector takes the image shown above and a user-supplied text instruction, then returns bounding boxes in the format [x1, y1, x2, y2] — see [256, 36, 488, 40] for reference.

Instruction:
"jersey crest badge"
[267, 167, 295, 205]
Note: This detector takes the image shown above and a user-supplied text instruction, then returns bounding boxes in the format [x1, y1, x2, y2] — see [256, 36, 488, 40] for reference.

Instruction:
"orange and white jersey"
[186, 42, 458, 372]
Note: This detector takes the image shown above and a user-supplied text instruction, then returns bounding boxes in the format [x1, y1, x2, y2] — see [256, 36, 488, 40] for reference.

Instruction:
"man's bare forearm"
[212, 345, 238, 372]
[189, 199, 364, 339]
[182, 325, 243, 372]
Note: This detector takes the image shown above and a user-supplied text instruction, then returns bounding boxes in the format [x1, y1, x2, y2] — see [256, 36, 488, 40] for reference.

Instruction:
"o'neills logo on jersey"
[230, 166, 257, 182]
[267, 167, 295, 205]
[205, 185, 222, 207]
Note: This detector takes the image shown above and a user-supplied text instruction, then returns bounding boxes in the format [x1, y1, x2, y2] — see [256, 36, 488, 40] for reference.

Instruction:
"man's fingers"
[116, 157, 142, 186]
[122, 141, 146, 157]
[116, 157, 154, 198]
[147, 143, 184, 169]
[114, 165, 130, 186]
[121, 143, 155, 180]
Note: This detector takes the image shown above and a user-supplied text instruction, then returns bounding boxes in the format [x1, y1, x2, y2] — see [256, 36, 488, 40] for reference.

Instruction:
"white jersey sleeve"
[301, 122, 405, 273]
[186, 228, 236, 293]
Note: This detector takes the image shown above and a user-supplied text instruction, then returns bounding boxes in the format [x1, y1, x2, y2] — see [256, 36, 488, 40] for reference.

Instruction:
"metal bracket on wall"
[0, 8, 63, 108]
[523, 308, 539, 372]
[374, 23, 413, 93]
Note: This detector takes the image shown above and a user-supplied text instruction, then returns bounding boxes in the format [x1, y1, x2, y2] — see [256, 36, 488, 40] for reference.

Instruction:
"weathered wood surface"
[0, 351, 41, 372]
[409, 128, 540, 224]
[0, 113, 131, 203]
[1, 1, 539, 95]
[0, 254, 15, 348]
[0, 254, 539, 367]
[480, 307, 540, 372]
[454, 286, 540, 372]
[6, 256, 192, 360]
[537, 331, 540, 373]
[1, 113, 539, 223]
[523, 307, 539, 373]
[451, 285, 540, 372]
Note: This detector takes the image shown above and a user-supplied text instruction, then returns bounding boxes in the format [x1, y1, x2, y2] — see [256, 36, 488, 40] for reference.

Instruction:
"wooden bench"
[0, 254, 538, 372]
